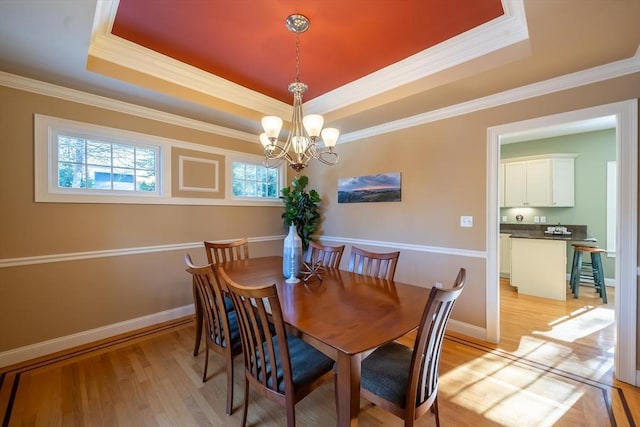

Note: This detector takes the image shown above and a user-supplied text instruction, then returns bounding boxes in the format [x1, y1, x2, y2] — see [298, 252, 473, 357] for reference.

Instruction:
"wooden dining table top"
[218, 255, 431, 356]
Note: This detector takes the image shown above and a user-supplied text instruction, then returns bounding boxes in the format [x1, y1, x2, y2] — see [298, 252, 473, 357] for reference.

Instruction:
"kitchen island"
[502, 224, 588, 301]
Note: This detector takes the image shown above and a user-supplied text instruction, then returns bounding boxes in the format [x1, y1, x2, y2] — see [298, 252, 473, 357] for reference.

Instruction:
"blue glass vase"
[283, 224, 302, 282]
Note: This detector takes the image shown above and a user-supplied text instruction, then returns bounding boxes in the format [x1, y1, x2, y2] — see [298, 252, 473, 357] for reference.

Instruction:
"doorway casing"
[486, 99, 638, 385]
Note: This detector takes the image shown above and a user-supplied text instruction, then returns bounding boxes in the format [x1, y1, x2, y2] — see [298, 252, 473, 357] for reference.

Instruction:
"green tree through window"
[232, 161, 278, 198]
[57, 136, 157, 192]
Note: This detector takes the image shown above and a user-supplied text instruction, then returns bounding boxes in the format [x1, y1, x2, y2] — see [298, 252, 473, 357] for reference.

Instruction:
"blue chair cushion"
[214, 310, 242, 353]
[224, 295, 235, 312]
[361, 341, 412, 408]
[262, 334, 334, 394]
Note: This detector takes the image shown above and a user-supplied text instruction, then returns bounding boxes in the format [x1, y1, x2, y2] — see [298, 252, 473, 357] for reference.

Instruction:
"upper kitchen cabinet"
[503, 154, 575, 207]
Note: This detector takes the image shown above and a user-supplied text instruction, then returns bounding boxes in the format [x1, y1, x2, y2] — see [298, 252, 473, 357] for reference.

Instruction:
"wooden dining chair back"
[184, 254, 242, 415]
[193, 239, 247, 358]
[204, 237, 250, 265]
[348, 246, 400, 280]
[307, 241, 345, 269]
[217, 266, 335, 427]
[360, 268, 466, 427]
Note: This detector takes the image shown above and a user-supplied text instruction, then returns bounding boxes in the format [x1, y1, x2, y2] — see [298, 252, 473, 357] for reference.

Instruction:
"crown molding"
[1, 43, 637, 147]
[339, 48, 640, 144]
[91, 0, 527, 118]
[90, 0, 292, 119]
[0, 71, 256, 143]
[307, 0, 529, 113]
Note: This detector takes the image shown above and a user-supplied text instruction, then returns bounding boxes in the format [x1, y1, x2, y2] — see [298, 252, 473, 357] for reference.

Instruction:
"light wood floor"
[1, 280, 638, 426]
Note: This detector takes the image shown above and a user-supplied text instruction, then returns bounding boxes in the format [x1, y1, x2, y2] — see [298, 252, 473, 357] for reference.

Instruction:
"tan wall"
[305, 73, 640, 352]
[0, 86, 284, 351]
[1, 73, 639, 362]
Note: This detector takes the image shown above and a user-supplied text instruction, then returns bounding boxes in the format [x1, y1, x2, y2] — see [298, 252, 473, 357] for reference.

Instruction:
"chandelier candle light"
[260, 14, 340, 172]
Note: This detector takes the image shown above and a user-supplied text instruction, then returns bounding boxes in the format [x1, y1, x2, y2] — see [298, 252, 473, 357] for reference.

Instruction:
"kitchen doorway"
[486, 99, 638, 386]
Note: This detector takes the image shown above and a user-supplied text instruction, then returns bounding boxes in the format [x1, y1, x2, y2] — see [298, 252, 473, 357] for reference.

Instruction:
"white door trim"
[486, 99, 638, 385]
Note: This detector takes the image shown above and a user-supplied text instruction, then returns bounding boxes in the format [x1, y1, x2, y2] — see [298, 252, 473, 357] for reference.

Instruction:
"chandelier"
[259, 14, 339, 172]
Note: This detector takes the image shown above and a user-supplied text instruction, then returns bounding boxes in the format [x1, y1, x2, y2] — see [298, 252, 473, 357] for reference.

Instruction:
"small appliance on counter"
[544, 226, 572, 235]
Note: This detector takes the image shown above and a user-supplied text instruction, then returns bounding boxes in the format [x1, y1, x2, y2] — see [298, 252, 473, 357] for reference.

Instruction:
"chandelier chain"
[295, 33, 301, 83]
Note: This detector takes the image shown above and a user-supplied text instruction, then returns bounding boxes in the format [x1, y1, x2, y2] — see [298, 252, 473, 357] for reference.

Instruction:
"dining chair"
[204, 237, 250, 265]
[217, 266, 335, 427]
[192, 237, 249, 356]
[184, 254, 243, 415]
[359, 268, 466, 427]
[307, 241, 345, 269]
[348, 246, 400, 280]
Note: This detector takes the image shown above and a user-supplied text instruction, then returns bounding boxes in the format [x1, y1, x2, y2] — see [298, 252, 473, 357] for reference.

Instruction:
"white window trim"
[34, 114, 283, 206]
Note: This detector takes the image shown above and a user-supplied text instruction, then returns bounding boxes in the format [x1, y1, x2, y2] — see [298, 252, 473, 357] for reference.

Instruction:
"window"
[232, 161, 279, 199]
[35, 115, 282, 206]
[56, 136, 158, 193]
[35, 115, 162, 202]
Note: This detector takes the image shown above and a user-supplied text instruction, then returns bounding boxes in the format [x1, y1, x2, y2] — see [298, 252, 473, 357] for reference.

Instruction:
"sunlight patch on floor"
[534, 307, 614, 342]
[441, 353, 583, 426]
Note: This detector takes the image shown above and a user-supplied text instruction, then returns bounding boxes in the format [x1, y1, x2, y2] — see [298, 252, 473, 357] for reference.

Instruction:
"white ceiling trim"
[339, 47, 640, 144]
[90, 0, 292, 118]
[2, 45, 637, 147]
[90, 0, 528, 117]
[306, 0, 529, 114]
[0, 71, 257, 143]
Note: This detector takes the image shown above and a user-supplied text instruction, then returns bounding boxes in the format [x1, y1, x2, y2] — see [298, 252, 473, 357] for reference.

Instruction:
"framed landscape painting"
[338, 172, 401, 203]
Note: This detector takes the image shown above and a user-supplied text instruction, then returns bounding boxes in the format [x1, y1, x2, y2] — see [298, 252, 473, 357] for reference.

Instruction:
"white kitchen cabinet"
[551, 157, 575, 206]
[510, 238, 568, 301]
[499, 233, 511, 277]
[503, 155, 574, 207]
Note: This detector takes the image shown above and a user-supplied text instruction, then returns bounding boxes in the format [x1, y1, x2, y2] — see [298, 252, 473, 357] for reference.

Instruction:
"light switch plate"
[460, 215, 473, 227]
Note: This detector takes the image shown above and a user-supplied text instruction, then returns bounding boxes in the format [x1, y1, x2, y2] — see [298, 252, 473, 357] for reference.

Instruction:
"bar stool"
[569, 244, 607, 303]
[569, 242, 597, 295]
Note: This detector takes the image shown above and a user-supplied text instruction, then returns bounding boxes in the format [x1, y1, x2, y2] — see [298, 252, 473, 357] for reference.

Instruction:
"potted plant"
[280, 175, 321, 251]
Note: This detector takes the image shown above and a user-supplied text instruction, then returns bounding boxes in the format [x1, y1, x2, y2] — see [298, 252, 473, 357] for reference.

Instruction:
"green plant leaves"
[280, 175, 321, 250]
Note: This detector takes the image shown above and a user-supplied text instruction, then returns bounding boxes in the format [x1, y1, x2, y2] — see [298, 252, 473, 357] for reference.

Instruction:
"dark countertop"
[500, 224, 589, 242]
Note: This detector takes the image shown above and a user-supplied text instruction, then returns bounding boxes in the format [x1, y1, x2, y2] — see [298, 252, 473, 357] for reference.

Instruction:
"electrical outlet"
[540, 216, 546, 223]
[534, 216, 540, 223]
[501, 216, 507, 222]
[460, 216, 473, 227]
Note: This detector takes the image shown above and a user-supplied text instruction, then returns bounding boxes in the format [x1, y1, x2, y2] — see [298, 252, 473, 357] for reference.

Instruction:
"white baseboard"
[0, 304, 195, 368]
[447, 319, 487, 342]
[0, 303, 486, 370]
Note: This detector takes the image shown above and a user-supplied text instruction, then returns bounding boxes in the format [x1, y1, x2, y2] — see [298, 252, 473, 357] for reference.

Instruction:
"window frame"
[34, 114, 283, 206]
[229, 155, 283, 202]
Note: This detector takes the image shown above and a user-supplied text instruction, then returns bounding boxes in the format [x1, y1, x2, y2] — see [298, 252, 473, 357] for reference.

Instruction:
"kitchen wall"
[501, 129, 616, 279]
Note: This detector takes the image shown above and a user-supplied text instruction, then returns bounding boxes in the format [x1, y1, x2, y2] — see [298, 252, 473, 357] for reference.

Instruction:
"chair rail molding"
[0, 236, 282, 268]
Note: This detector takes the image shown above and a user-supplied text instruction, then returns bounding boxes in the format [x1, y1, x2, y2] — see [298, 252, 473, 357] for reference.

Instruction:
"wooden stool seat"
[569, 244, 607, 303]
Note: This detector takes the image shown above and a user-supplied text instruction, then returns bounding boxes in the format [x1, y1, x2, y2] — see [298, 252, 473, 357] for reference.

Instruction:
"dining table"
[217, 255, 431, 427]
